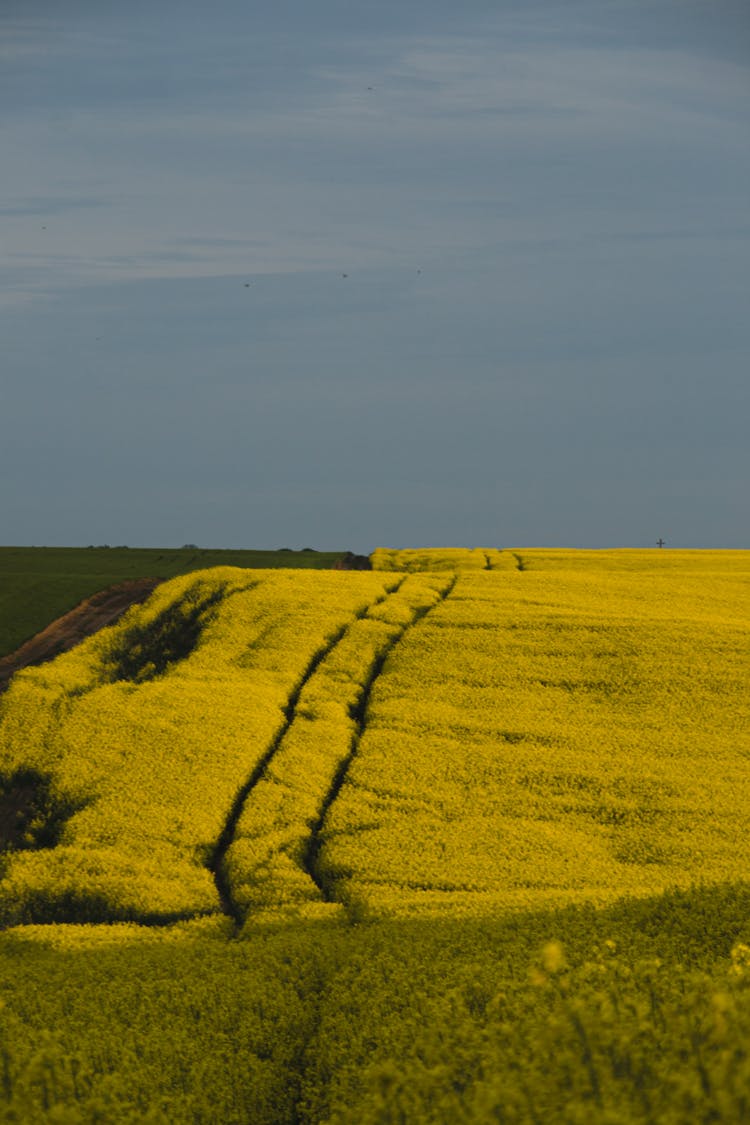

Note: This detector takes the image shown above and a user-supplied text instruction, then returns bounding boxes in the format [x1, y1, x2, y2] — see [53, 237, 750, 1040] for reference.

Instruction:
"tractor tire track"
[303, 574, 457, 907]
[208, 585, 403, 927]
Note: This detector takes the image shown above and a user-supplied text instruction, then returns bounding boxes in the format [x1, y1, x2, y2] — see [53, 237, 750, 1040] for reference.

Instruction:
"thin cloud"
[0, 196, 112, 217]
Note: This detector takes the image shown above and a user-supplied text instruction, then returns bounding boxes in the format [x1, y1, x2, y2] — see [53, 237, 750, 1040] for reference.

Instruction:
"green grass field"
[1, 548, 749, 1122]
[0, 546, 345, 658]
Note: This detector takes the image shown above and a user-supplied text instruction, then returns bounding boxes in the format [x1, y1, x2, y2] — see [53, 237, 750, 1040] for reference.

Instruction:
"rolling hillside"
[0, 548, 749, 1122]
[0, 546, 346, 660]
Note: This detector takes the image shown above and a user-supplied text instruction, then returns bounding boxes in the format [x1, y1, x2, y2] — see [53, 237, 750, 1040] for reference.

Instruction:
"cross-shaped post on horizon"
[657, 538, 665, 548]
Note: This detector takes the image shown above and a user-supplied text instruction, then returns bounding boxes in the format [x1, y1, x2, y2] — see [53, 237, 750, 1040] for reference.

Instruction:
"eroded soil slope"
[0, 578, 162, 694]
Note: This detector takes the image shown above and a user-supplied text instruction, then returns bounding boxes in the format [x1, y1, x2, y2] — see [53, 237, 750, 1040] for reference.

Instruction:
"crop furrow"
[208, 592, 398, 927]
[303, 575, 457, 906]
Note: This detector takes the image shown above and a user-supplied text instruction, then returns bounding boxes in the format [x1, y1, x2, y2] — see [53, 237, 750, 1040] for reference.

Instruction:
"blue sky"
[2, 0, 748, 550]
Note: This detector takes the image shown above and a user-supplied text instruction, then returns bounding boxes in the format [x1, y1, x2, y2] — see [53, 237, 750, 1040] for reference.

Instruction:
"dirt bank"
[0, 578, 163, 694]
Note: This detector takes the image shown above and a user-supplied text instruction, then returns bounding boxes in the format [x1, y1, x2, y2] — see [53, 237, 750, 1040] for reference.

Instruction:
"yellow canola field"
[321, 551, 750, 916]
[513, 546, 750, 572]
[0, 567, 396, 925]
[371, 547, 516, 571]
[2, 547, 748, 930]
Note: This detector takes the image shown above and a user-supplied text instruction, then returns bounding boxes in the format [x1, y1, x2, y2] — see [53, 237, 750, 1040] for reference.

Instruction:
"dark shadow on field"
[239, 878, 750, 965]
[2, 882, 750, 1120]
[5, 878, 748, 961]
[0, 766, 220, 926]
[102, 584, 227, 683]
[0, 891, 222, 929]
[0, 768, 88, 855]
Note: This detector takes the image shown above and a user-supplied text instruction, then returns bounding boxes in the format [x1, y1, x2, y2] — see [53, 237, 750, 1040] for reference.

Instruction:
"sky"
[2, 0, 748, 551]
